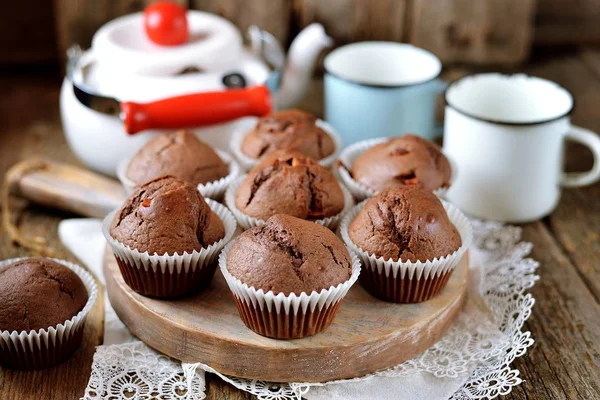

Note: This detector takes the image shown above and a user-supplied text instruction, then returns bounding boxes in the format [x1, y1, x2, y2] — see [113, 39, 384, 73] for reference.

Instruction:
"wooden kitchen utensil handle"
[121, 85, 272, 134]
[7, 159, 127, 218]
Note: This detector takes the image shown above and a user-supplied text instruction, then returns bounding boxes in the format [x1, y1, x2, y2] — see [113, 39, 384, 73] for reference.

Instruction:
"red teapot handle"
[120, 85, 271, 134]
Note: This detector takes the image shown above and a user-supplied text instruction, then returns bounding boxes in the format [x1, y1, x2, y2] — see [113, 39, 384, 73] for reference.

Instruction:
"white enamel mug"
[443, 73, 600, 223]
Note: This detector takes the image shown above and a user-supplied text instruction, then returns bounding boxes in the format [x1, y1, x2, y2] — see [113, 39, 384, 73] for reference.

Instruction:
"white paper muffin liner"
[117, 149, 241, 201]
[230, 117, 343, 171]
[102, 198, 237, 297]
[336, 137, 456, 201]
[0, 257, 98, 369]
[225, 175, 354, 231]
[219, 241, 361, 339]
[339, 199, 472, 303]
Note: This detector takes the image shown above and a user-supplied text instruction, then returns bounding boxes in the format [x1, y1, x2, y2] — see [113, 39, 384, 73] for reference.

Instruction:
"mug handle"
[561, 125, 600, 187]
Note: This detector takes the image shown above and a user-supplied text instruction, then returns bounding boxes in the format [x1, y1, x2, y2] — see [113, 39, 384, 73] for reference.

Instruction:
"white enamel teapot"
[60, 10, 332, 176]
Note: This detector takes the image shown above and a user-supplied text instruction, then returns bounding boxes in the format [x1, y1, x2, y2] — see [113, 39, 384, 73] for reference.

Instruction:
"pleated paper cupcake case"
[0, 258, 98, 369]
[103, 199, 237, 298]
[219, 242, 361, 339]
[339, 199, 472, 303]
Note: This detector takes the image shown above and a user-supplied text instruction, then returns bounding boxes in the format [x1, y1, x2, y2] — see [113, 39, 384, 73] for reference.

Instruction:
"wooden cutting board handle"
[6, 159, 126, 218]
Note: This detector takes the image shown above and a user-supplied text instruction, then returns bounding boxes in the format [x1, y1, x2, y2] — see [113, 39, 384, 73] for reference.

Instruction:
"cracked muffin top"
[241, 109, 335, 161]
[110, 176, 224, 255]
[349, 186, 461, 262]
[0, 257, 88, 333]
[226, 214, 352, 295]
[127, 130, 228, 186]
[235, 150, 345, 221]
[351, 134, 452, 192]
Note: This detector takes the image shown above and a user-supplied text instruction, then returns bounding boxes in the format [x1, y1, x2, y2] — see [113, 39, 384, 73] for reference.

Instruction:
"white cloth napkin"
[58, 218, 497, 400]
[306, 374, 466, 400]
[58, 219, 134, 345]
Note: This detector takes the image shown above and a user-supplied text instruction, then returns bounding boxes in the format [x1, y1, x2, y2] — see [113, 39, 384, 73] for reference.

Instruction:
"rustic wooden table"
[1, 48, 600, 400]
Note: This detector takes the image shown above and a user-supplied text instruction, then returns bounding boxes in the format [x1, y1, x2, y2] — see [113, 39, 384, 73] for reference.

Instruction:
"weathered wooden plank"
[580, 48, 600, 78]
[505, 222, 600, 399]
[0, 0, 57, 65]
[0, 73, 105, 400]
[437, 53, 600, 397]
[292, 0, 407, 45]
[535, 0, 600, 45]
[435, 59, 600, 398]
[204, 372, 252, 400]
[409, 0, 536, 65]
[191, 0, 291, 45]
[515, 51, 600, 303]
[2, 55, 600, 399]
[0, 73, 78, 174]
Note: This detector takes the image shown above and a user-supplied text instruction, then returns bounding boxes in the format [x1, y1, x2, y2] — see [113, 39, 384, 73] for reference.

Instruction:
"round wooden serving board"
[104, 247, 468, 382]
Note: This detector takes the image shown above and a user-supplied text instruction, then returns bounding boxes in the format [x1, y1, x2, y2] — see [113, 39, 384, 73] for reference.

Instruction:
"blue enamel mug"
[324, 42, 445, 144]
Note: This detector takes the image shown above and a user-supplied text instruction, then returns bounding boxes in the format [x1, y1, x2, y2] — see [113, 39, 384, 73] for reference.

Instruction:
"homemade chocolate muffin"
[351, 135, 452, 192]
[110, 175, 224, 255]
[349, 186, 461, 262]
[227, 214, 352, 295]
[127, 130, 228, 186]
[0, 258, 88, 333]
[241, 109, 335, 160]
[235, 150, 345, 221]
[106, 176, 233, 298]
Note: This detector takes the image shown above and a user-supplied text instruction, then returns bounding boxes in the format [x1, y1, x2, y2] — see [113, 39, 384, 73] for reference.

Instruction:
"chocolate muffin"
[111, 175, 224, 255]
[0, 258, 88, 333]
[227, 214, 352, 295]
[0, 257, 92, 369]
[349, 186, 461, 262]
[235, 150, 345, 221]
[351, 135, 452, 192]
[241, 109, 335, 160]
[127, 130, 228, 186]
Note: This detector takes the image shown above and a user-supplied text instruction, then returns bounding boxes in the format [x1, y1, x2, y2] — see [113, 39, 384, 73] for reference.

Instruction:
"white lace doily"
[82, 220, 538, 400]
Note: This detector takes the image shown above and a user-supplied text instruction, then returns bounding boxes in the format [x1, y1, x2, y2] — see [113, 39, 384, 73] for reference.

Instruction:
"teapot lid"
[92, 11, 243, 75]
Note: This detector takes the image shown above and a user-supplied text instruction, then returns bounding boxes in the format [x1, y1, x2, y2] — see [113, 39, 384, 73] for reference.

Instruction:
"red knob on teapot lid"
[144, 2, 189, 46]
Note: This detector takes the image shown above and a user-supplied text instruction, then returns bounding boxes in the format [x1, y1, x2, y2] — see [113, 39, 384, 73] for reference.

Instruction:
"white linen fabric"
[58, 218, 537, 400]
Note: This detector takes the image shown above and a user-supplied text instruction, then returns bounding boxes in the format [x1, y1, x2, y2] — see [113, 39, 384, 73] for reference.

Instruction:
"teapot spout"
[275, 23, 332, 110]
